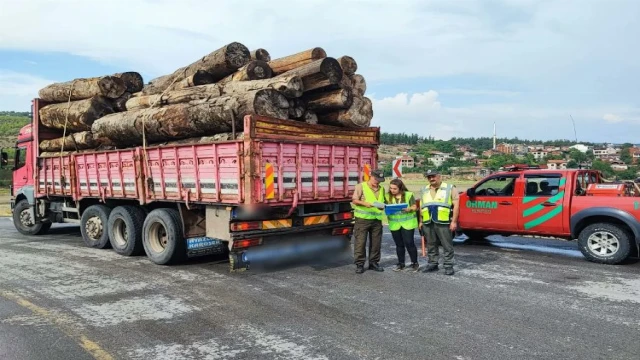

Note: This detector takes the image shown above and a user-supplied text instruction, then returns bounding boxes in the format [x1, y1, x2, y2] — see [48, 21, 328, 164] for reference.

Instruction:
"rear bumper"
[229, 220, 354, 240]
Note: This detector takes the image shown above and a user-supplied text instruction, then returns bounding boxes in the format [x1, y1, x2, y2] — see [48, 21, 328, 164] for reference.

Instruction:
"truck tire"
[142, 208, 185, 265]
[13, 199, 51, 236]
[578, 222, 632, 265]
[463, 230, 490, 244]
[108, 206, 146, 256]
[80, 204, 112, 249]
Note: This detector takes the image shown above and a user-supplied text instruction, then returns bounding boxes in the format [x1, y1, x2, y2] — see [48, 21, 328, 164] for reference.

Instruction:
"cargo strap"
[58, 80, 78, 189]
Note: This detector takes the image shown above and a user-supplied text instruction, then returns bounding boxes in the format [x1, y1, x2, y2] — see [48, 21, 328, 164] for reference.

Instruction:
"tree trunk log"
[279, 58, 343, 93]
[168, 70, 215, 91]
[125, 84, 222, 111]
[93, 89, 289, 146]
[301, 110, 318, 125]
[217, 60, 273, 85]
[38, 76, 127, 102]
[336, 56, 358, 76]
[352, 74, 367, 96]
[317, 96, 372, 128]
[268, 47, 327, 75]
[39, 96, 116, 131]
[39, 131, 109, 152]
[112, 92, 131, 112]
[288, 98, 305, 119]
[251, 48, 271, 62]
[113, 72, 144, 93]
[220, 75, 303, 98]
[142, 42, 250, 95]
[303, 88, 353, 113]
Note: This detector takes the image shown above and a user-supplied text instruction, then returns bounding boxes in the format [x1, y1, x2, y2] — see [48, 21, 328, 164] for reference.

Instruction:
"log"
[39, 96, 116, 131]
[268, 47, 326, 75]
[279, 57, 343, 92]
[39, 131, 108, 152]
[217, 60, 273, 85]
[352, 74, 367, 96]
[251, 48, 271, 62]
[336, 56, 357, 76]
[125, 84, 222, 111]
[169, 70, 215, 91]
[113, 72, 144, 93]
[303, 88, 353, 113]
[38, 76, 127, 102]
[301, 110, 318, 125]
[93, 89, 289, 145]
[317, 96, 372, 128]
[220, 75, 303, 98]
[112, 92, 131, 112]
[288, 98, 305, 119]
[142, 42, 250, 95]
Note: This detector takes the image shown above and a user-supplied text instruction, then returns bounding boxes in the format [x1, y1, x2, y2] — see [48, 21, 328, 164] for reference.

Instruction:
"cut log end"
[303, 88, 353, 113]
[352, 74, 367, 96]
[317, 96, 372, 128]
[113, 72, 144, 93]
[302, 110, 318, 125]
[225, 42, 252, 69]
[337, 56, 358, 76]
[311, 47, 327, 60]
[172, 70, 215, 90]
[98, 76, 128, 99]
[251, 48, 271, 62]
[245, 60, 273, 81]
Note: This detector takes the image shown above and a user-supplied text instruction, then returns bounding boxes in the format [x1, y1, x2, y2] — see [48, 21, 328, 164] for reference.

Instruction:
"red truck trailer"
[1, 99, 379, 270]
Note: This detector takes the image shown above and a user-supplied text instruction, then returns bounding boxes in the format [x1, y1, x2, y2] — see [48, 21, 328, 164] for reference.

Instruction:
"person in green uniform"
[386, 179, 420, 272]
[351, 169, 386, 274]
[420, 169, 460, 275]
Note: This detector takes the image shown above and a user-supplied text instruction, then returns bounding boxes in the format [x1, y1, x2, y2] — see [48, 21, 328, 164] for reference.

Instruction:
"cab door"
[12, 145, 30, 194]
[518, 172, 566, 236]
[459, 174, 521, 232]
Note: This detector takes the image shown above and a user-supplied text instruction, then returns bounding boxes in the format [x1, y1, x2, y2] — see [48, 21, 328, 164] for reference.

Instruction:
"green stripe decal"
[523, 196, 538, 204]
[524, 205, 563, 230]
[522, 191, 565, 217]
[559, 177, 566, 186]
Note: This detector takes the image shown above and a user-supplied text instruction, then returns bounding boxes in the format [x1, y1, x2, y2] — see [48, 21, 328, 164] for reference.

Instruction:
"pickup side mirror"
[466, 188, 476, 197]
[0, 151, 7, 168]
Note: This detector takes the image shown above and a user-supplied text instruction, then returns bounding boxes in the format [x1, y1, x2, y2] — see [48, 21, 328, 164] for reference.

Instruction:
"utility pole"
[493, 122, 497, 150]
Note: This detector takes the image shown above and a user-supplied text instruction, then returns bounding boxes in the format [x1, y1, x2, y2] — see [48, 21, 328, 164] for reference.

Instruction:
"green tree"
[620, 146, 633, 165]
[568, 149, 587, 164]
[567, 159, 578, 169]
[591, 160, 614, 178]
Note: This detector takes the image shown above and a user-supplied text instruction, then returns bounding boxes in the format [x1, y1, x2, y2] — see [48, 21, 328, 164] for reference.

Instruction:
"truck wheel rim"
[587, 231, 619, 256]
[86, 216, 103, 240]
[148, 222, 168, 253]
[113, 218, 128, 247]
[19, 209, 34, 227]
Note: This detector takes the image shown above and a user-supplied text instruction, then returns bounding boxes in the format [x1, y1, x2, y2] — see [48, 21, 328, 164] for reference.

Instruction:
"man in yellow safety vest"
[351, 169, 386, 274]
[420, 169, 460, 275]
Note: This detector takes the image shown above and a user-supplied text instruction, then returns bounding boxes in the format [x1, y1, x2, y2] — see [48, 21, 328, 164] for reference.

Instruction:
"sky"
[1, 0, 639, 143]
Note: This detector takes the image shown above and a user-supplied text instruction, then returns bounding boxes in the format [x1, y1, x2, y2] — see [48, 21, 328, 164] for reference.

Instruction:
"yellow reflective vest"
[352, 182, 385, 221]
[386, 191, 419, 231]
[421, 182, 453, 224]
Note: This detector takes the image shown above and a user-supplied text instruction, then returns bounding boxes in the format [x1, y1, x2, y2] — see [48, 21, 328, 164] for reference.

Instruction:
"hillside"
[0, 112, 30, 148]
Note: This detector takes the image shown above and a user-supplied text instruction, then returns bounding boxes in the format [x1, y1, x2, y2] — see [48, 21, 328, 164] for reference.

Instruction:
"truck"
[1, 98, 380, 270]
[458, 164, 640, 265]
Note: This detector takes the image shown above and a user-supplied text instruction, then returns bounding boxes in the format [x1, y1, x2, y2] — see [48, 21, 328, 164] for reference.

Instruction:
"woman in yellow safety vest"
[386, 179, 420, 272]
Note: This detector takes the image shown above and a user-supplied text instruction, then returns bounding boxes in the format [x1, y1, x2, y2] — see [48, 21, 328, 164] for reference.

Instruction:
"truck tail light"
[332, 227, 352, 236]
[333, 212, 353, 221]
[232, 238, 262, 249]
[230, 221, 262, 231]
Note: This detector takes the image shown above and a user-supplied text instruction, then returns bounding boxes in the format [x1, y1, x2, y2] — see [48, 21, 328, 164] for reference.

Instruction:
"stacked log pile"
[36, 42, 373, 153]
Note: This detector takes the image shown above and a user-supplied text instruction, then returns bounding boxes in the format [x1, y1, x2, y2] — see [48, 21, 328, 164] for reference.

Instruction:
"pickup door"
[518, 172, 567, 236]
[460, 173, 521, 232]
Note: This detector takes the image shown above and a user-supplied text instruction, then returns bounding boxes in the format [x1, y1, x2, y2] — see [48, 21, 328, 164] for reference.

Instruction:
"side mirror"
[466, 188, 476, 197]
[0, 151, 7, 168]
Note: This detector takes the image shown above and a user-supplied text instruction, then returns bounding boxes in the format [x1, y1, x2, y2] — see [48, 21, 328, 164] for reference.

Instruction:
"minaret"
[493, 122, 496, 150]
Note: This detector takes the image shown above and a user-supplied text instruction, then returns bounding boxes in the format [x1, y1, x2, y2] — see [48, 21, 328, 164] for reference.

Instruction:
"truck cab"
[459, 164, 640, 265]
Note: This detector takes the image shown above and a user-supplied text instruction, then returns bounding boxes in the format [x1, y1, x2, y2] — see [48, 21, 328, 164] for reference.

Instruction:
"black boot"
[445, 267, 455, 276]
[368, 262, 384, 272]
[422, 264, 438, 272]
[356, 265, 365, 274]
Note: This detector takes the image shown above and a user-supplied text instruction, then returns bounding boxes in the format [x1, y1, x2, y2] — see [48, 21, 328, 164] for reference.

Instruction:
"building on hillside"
[549, 150, 564, 157]
[593, 146, 617, 158]
[599, 155, 621, 163]
[428, 151, 451, 167]
[569, 144, 592, 153]
[449, 166, 491, 179]
[530, 150, 548, 161]
[475, 159, 489, 167]
[611, 161, 628, 171]
[456, 145, 473, 152]
[547, 159, 568, 170]
[496, 143, 514, 154]
[396, 154, 415, 168]
[482, 149, 499, 158]
[462, 151, 478, 161]
[631, 147, 640, 164]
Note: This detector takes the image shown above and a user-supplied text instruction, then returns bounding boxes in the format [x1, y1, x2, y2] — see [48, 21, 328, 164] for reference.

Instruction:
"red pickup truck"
[458, 165, 640, 265]
[1, 98, 379, 271]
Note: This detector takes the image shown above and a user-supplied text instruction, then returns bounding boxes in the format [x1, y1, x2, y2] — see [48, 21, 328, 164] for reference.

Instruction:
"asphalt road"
[0, 217, 639, 360]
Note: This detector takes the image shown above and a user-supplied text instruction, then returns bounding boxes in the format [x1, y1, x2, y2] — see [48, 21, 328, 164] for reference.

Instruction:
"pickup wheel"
[463, 230, 490, 244]
[578, 222, 631, 265]
[108, 206, 146, 257]
[80, 204, 112, 249]
[13, 199, 51, 236]
[142, 208, 185, 265]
